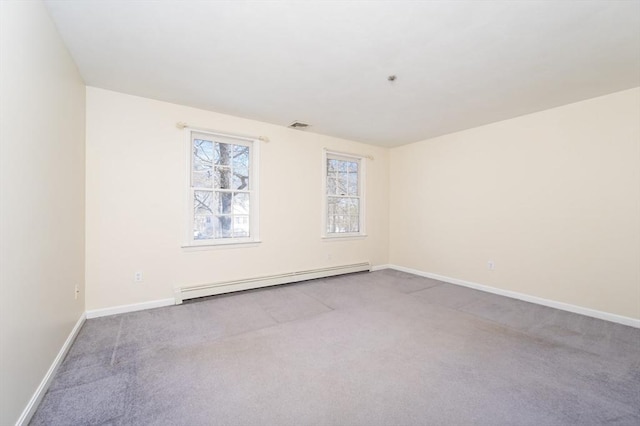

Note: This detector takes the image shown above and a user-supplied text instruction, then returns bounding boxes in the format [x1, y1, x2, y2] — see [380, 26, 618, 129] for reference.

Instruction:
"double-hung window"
[324, 151, 365, 237]
[187, 130, 259, 246]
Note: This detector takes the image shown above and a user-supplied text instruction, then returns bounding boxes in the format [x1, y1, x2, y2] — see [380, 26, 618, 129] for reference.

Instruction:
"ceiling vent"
[288, 121, 310, 129]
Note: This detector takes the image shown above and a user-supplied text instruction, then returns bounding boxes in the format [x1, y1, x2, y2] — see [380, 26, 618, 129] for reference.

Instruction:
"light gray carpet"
[30, 270, 640, 425]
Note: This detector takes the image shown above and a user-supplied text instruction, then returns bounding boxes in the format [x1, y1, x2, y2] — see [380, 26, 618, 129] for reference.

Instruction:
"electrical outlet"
[487, 261, 495, 271]
[134, 271, 143, 283]
[74, 284, 80, 300]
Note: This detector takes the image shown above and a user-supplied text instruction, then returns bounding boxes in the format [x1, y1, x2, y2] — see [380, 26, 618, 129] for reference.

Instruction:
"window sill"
[181, 240, 262, 251]
[321, 234, 368, 242]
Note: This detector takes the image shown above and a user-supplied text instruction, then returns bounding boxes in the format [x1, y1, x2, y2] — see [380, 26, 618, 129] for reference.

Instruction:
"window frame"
[322, 150, 366, 239]
[183, 129, 260, 248]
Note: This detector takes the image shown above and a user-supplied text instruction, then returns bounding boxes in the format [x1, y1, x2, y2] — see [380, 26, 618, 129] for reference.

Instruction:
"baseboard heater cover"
[174, 262, 371, 304]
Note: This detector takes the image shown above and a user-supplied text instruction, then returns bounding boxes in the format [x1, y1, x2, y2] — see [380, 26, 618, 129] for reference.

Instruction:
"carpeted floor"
[30, 270, 640, 425]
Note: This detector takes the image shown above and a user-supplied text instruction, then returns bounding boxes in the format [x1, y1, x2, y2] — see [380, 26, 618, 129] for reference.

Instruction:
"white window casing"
[322, 150, 366, 239]
[184, 129, 260, 247]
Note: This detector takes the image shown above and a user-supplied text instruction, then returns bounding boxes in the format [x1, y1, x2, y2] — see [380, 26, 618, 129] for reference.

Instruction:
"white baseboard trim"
[382, 264, 640, 329]
[85, 298, 175, 319]
[371, 264, 392, 272]
[16, 312, 86, 426]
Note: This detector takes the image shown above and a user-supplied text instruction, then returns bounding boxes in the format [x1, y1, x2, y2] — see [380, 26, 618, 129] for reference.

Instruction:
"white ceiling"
[44, 0, 640, 147]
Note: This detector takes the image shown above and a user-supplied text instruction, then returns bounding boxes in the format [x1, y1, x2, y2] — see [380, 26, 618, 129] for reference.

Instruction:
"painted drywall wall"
[390, 88, 640, 319]
[0, 1, 86, 424]
[85, 87, 389, 310]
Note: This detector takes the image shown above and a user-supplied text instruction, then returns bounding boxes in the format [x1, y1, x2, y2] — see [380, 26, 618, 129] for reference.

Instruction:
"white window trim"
[322, 149, 367, 239]
[183, 128, 260, 248]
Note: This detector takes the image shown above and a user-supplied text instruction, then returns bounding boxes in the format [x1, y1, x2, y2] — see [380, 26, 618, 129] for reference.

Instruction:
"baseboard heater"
[174, 262, 371, 304]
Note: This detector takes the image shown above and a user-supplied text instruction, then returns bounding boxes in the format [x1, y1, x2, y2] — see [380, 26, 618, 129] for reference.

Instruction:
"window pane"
[327, 159, 339, 172]
[327, 215, 335, 233]
[334, 215, 349, 233]
[215, 142, 232, 166]
[193, 170, 213, 188]
[193, 139, 213, 188]
[347, 172, 358, 195]
[233, 192, 250, 214]
[338, 198, 349, 215]
[348, 161, 358, 173]
[215, 192, 232, 214]
[214, 166, 231, 189]
[349, 215, 359, 233]
[327, 172, 337, 195]
[232, 174, 248, 190]
[327, 197, 337, 215]
[232, 145, 249, 190]
[337, 161, 348, 172]
[331, 215, 341, 233]
[347, 198, 359, 215]
[334, 216, 343, 233]
[193, 215, 214, 240]
[214, 215, 232, 238]
[194, 191, 213, 215]
[233, 215, 250, 237]
[328, 197, 349, 215]
[336, 172, 348, 195]
[327, 210, 361, 234]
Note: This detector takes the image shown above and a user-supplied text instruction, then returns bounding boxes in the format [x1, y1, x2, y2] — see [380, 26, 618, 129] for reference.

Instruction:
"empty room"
[1, 0, 639, 425]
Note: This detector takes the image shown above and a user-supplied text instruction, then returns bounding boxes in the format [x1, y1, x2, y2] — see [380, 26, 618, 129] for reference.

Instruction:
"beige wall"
[390, 88, 640, 319]
[85, 87, 389, 310]
[0, 3, 636, 422]
[85, 86, 639, 319]
[0, 1, 86, 424]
